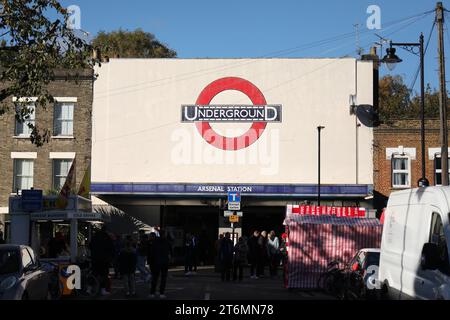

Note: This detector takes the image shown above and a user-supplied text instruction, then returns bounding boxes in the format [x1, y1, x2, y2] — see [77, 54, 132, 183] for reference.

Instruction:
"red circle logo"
[195, 77, 267, 151]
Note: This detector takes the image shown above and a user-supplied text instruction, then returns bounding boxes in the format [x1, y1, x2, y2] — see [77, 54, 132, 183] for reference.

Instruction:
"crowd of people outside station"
[12, 225, 288, 299]
[215, 230, 288, 282]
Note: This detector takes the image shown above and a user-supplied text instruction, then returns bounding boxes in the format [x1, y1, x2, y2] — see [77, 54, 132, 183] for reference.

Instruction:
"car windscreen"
[364, 252, 380, 268]
[0, 249, 20, 275]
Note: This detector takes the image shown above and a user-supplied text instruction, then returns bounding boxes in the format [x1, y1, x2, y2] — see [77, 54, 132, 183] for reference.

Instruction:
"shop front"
[9, 192, 109, 263]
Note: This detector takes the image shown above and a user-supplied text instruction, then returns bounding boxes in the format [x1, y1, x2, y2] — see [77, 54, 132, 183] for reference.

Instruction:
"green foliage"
[0, 0, 93, 146]
[44, 188, 60, 196]
[379, 75, 443, 122]
[92, 28, 176, 59]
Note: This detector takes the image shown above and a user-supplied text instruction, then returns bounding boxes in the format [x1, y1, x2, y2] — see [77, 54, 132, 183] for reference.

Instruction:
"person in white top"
[267, 231, 280, 278]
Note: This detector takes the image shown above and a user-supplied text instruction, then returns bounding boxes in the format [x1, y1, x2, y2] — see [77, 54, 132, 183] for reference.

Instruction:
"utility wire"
[95, 15, 434, 100]
[92, 11, 437, 143]
[444, 13, 450, 55]
[94, 9, 435, 98]
[94, 22, 434, 144]
[408, 20, 436, 92]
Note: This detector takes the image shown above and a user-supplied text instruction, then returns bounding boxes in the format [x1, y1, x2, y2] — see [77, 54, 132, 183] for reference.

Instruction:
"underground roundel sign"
[181, 77, 282, 151]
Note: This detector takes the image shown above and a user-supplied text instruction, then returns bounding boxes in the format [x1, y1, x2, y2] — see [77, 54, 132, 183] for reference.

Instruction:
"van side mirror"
[421, 243, 441, 270]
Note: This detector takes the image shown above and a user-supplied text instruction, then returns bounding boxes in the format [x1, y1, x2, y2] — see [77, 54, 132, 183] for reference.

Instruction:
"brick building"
[0, 69, 93, 234]
[373, 119, 450, 211]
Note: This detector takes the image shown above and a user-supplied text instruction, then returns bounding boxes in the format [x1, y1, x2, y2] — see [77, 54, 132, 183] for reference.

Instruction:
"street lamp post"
[381, 34, 430, 187]
[317, 126, 325, 206]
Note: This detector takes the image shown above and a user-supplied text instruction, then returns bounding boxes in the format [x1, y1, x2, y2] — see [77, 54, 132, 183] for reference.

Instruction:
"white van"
[379, 186, 450, 300]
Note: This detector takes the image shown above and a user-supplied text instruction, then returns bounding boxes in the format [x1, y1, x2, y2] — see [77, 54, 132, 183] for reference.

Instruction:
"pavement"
[70, 266, 334, 300]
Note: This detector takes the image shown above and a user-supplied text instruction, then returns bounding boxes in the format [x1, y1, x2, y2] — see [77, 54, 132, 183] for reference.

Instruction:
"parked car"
[345, 248, 381, 299]
[379, 186, 450, 300]
[0, 244, 50, 300]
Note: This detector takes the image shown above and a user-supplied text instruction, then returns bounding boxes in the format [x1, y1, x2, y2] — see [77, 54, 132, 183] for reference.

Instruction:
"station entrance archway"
[162, 205, 220, 265]
[241, 206, 286, 237]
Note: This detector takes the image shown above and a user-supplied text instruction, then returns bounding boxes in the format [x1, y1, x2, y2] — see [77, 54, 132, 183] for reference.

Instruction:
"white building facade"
[91, 58, 375, 259]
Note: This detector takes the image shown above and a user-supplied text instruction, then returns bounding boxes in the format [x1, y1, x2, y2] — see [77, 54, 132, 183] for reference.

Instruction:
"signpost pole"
[231, 222, 235, 245]
[70, 218, 78, 263]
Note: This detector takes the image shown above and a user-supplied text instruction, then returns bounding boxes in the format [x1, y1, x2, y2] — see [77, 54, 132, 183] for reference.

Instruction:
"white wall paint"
[92, 58, 374, 185]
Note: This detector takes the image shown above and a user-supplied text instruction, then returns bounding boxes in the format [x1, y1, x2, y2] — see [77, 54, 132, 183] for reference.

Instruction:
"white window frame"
[14, 103, 36, 137]
[13, 159, 34, 192]
[392, 154, 411, 189]
[434, 154, 450, 186]
[52, 159, 73, 190]
[53, 102, 74, 137]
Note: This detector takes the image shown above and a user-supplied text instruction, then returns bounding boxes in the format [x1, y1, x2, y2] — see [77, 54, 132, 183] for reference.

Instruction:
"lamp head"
[381, 47, 402, 71]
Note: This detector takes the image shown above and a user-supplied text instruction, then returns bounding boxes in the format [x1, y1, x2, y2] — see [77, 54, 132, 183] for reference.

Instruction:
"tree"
[410, 84, 440, 119]
[92, 29, 176, 59]
[0, 0, 93, 146]
[378, 75, 412, 121]
[378, 75, 442, 122]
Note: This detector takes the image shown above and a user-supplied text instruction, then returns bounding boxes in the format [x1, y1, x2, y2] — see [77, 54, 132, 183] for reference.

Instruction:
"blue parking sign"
[228, 192, 241, 202]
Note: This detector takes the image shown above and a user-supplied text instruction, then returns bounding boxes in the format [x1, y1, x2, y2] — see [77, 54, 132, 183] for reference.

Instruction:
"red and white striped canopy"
[286, 204, 366, 218]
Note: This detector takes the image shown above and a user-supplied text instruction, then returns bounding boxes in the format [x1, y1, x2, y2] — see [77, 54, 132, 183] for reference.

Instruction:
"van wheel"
[378, 284, 389, 300]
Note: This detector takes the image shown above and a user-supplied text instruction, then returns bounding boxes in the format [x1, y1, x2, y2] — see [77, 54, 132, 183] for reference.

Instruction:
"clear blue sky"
[62, 0, 449, 92]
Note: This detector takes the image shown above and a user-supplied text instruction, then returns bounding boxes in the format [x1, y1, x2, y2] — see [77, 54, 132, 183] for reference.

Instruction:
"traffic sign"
[224, 211, 234, 217]
[229, 215, 239, 223]
[228, 192, 241, 203]
[228, 202, 240, 211]
[236, 211, 243, 217]
[21, 189, 43, 212]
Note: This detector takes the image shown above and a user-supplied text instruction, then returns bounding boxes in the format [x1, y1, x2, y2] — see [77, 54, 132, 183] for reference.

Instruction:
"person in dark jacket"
[89, 225, 114, 296]
[191, 234, 199, 273]
[48, 232, 68, 258]
[214, 234, 224, 273]
[148, 231, 172, 298]
[233, 237, 249, 281]
[136, 233, 151, 282]
[0, 231, 5, 244]
[184, 233, 194, 276]
[257, 231, 268, 277]
[219, 232, 234, 282]
[119, 240, 137, 297]
[247, 230, 260, 279]
[112, 233, 123, 279]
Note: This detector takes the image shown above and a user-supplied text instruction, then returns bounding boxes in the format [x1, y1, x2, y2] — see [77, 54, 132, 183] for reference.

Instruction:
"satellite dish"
[355, 104, 380, 127]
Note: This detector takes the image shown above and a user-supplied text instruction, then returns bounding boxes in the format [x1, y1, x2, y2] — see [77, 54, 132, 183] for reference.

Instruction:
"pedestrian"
[198, 229, 209, 266]
[146, 232, 157, 269]
[148, 230, 172, 299]
[279, 233, 289, 285]
[267, 230, 280, 278]
[191, 233, 199, 273]
[184, 233, 194, 276]
[119, 240, 137, 297]
[219, 232, 234, 282]
[112, 233, 123, 279]
[257, 231, 268, 277]
[233, 237, 248, 281]
[247, 230, 260, 279]
[48, 232, 68, 258]
[214, 234, 224, 273]
[136, 233, 151, 282]
[0, 230, 5, 244]
[89, 225, 114, 296]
